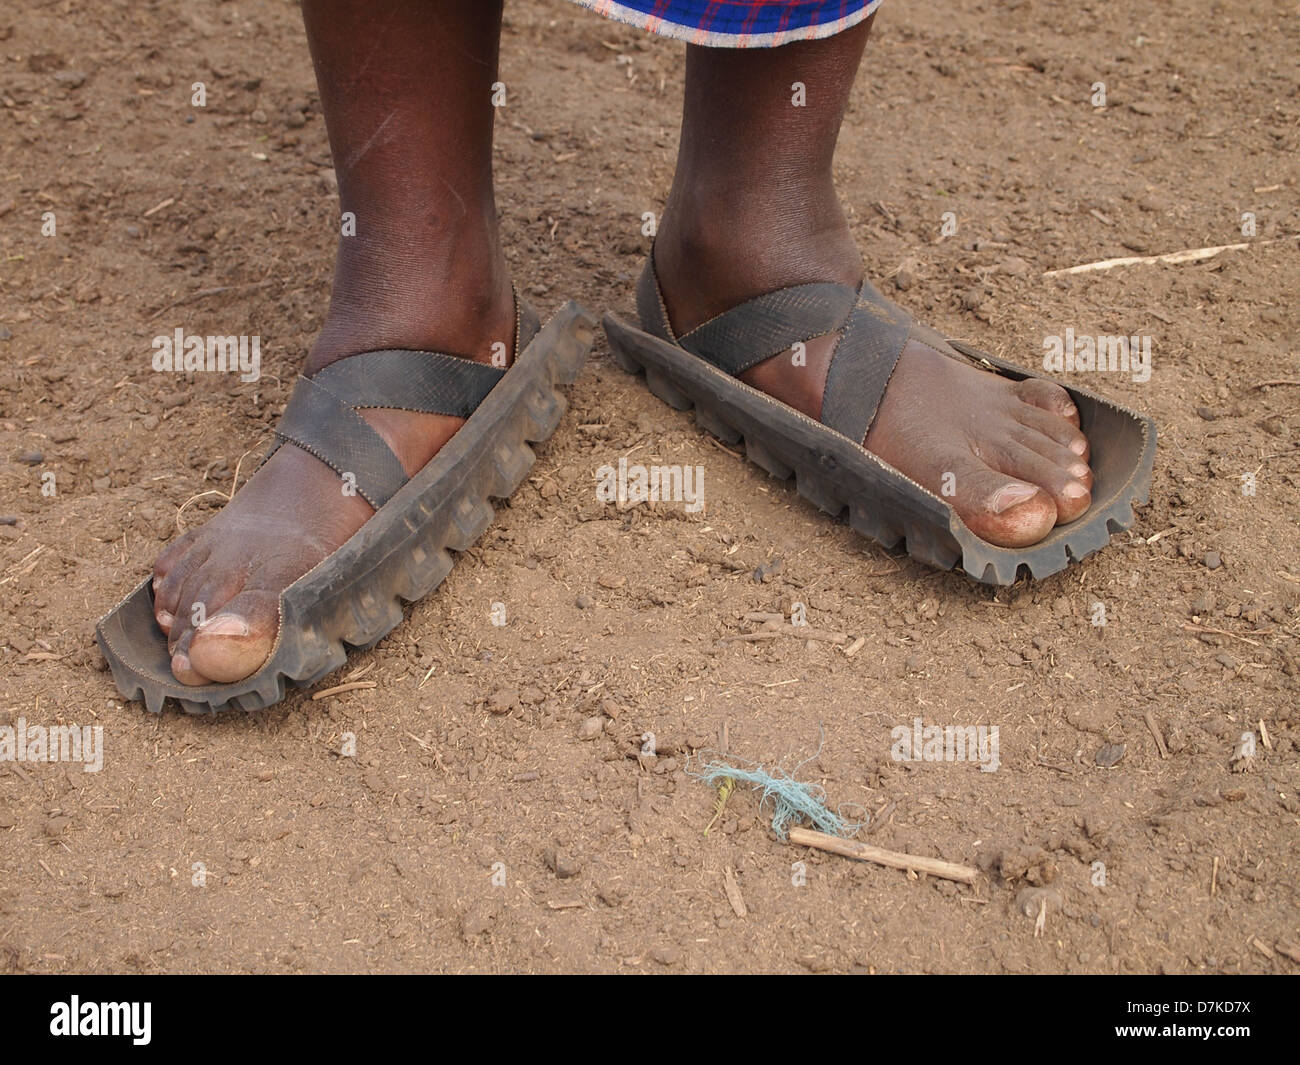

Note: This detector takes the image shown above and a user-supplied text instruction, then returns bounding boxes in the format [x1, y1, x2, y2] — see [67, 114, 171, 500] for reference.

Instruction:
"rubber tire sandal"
[604, 259, 1155, 585]
[97, 300, 596, 714]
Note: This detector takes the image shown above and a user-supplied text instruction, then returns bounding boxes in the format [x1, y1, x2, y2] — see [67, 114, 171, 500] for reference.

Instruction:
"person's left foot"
[652, 199, 1092, 549]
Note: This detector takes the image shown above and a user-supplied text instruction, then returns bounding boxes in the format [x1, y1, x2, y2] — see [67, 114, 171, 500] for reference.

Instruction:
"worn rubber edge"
[602, 312, 1156, 586]
[96, 301, 596, 715]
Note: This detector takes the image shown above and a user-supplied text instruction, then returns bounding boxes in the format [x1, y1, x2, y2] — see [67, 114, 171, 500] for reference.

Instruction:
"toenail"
[197, 614, 250, 638]
[1069, 438, 1087, 455]
[1069, 463, 1090, 479]
[172, 652, 192, 674]
[991, 483, 1040, 514]
[156, 611, 174, 628]
[1063, 481, 1090, 500]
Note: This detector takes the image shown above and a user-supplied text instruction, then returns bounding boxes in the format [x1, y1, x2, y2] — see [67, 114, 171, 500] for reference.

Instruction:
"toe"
[998, 443, 1092, 525]
[169, 629, 210, 686]
[187, 590, 281, 685]
[947, 459, 1058, 548]
[167, 562, 222, 657]
[154, 543, 209, 636]
[1016, 403, 1090, 462]
[1015, 377, 1080, 428]
[153, 530, 199, 582]
[1010, 423, 1094, 490]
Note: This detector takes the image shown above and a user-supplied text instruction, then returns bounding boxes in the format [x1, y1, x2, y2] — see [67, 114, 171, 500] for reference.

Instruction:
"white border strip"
[565, 0, 883, 48]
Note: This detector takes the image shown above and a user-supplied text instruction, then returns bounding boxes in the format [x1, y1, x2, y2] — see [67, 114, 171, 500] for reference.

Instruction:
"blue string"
[688, 728, 867, 841]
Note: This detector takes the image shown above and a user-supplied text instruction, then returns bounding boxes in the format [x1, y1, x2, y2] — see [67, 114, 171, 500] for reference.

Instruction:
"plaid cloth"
[564, 0, 883, 48]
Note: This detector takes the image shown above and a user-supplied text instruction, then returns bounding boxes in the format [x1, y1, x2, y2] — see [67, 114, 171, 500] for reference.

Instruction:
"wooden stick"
[1144, 710, 1169, 759]
[1276, 941, 1300, 964]
[1182, 622, 1264, 648]
[311, 680, 377, 700]
[722, 625, 848, 645]
[723, 867, 748, 918]
[147, 278, 275, 322]
[788, 827, 979, 885]
[1042, 236, 1295, 277]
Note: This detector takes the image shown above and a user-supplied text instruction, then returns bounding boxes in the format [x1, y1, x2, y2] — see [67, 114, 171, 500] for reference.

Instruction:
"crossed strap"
[637, 255, 964, 447]
[263, 300, 540, 509]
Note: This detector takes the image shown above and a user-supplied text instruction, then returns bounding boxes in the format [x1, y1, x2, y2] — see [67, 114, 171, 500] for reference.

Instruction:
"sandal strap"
[263, 297, 539, 509]
[313, 350, 505, 419]
[819, 280, 911, 445]
[678, 283, 859, 377]
[306, 298, 540, 417]
[270, 374, 410, 509]
[639, 254, 970, 446]
[636, 256, 857, 377]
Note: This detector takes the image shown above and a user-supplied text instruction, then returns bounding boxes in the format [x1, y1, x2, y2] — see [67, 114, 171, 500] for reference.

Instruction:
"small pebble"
[1095, 743, 1126, 768]
[574, 594, 593, 609]
[486, 690, 517, 715]
[649, 945, 682, 966]
[1204, 550, 1222, 570]
[16, 450, 43, 465]
[543, 846, 581, 879]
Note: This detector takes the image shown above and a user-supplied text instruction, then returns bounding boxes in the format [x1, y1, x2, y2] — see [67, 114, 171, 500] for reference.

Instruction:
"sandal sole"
[96, 301, 596, 714]
[603, 312, 1155, 585]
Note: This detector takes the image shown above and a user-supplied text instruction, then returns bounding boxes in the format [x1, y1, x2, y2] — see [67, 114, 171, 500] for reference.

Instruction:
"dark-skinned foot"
[150, 0, 519, 686]
[653, 204, 1092, 549]
[150, 261, 516, 686]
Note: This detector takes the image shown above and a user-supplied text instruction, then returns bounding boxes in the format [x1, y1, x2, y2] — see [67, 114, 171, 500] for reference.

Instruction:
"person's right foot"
[147, 0, 523, 686]
[151, 261, 516, 687]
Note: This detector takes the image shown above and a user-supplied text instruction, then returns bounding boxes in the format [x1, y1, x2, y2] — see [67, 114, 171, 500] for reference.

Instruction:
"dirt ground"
[1, 0, 1297, 974]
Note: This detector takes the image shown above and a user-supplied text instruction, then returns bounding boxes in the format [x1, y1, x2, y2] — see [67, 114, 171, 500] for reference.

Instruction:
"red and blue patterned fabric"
[565, 0, 883, 48]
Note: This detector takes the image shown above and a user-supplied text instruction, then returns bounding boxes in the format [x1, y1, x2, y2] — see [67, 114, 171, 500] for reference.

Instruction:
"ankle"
[305, 248, 514, 375]
[655, 186, 861, 332]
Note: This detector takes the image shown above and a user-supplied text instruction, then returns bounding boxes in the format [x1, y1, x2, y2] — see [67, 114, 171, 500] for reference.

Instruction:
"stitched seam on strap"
[272, 427, 383, 510]
[724, 329, 840, 377]
[646, 246, 678, 343]
[676, 283, 854, 350]
[281, 376, 404, 509]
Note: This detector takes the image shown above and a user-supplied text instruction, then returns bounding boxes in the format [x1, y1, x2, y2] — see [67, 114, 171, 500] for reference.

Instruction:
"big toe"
[185, 590, 281, 685]
[950, 463, 1059, 548]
